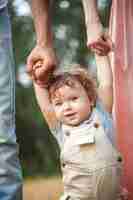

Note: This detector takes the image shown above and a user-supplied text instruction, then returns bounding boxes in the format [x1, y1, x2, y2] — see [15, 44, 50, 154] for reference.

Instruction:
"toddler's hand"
[87, 33, 114, 56]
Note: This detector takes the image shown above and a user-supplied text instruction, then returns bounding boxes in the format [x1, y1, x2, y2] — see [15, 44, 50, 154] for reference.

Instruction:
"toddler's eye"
[71, 97, 78, 101]
[55, 102, 62, 106]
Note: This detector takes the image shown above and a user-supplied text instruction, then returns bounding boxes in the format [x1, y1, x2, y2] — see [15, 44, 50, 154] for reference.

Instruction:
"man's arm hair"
[30, 0, 53, 48]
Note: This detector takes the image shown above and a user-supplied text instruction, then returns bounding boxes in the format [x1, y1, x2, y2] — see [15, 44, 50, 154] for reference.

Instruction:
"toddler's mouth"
[64, 113, 76, 117]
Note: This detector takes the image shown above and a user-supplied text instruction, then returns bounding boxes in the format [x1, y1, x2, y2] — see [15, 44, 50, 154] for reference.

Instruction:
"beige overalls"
[59, 110, 122, 200]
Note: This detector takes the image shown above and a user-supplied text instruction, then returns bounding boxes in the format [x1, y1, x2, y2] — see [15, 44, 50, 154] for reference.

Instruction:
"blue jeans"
[0, 6, 22, 200]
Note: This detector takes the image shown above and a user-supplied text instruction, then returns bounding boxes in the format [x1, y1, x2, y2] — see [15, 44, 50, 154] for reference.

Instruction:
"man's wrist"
[36, 40, 54, 49]
[34, 43, 55, 54]
[36, 30, 54, 48]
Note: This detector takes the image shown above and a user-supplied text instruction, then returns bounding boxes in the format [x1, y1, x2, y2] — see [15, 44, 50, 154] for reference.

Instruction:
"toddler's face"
[51, 81, 93, 126]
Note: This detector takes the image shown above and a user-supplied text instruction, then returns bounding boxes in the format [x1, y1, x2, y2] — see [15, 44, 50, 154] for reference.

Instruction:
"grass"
[23, 176, 63, 200]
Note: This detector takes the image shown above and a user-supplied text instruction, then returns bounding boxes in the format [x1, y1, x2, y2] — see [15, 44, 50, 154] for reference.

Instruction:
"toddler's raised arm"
[32, 61, 58, 130]
[82, 0, 113, 113]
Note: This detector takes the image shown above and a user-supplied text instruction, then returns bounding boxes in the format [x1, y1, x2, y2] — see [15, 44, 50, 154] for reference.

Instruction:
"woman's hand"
[87, 33, 114, 56]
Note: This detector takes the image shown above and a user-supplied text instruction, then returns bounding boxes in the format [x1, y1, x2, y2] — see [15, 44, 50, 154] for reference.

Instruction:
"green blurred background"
[9, 0, 111, 177]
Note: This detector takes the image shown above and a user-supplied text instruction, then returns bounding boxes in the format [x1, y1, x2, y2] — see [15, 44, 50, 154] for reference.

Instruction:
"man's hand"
[27, 45, 58, 84]
[87, 33, 114, 56]
[32, 60, 51, 87]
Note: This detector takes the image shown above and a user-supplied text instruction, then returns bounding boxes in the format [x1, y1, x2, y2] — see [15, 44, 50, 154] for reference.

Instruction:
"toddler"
[32, 60, 123, 200]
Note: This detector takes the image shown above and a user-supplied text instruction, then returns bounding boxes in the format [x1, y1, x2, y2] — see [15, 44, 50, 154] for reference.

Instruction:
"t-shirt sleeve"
[96, 100, 117, 146]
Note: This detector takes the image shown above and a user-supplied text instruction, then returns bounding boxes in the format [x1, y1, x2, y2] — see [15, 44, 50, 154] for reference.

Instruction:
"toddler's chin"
[64, 115, 90, 126]
[64, 119, 82, 126]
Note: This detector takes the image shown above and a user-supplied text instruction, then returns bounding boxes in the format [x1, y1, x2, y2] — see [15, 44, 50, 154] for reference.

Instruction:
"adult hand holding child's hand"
[88, 33, 114, 56]
[27, 45, 58, 86]
[32, 60, 52, 87]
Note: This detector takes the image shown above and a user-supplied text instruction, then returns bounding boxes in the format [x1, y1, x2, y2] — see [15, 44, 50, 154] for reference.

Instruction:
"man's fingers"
[34, 66, 50, 79]
[26, 45, 58, 84]
[26, 57, 35, 75]
[26, 50, 43, 74]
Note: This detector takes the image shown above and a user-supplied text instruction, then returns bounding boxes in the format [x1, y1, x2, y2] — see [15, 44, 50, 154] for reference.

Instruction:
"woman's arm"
[81, 0, 103, 46]
[82, 0, 113, 113]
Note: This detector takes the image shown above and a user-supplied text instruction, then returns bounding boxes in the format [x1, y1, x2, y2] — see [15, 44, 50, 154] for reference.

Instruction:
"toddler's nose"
[63, 102, 71, 111]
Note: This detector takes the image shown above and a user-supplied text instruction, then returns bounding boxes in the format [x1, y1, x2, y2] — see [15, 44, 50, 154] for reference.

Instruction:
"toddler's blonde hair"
[47, 64, 97, 105]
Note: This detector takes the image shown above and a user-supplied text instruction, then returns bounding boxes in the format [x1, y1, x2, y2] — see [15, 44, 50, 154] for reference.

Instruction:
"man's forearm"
[31, 0, 53, 47]
[81, 0, 103, 44]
